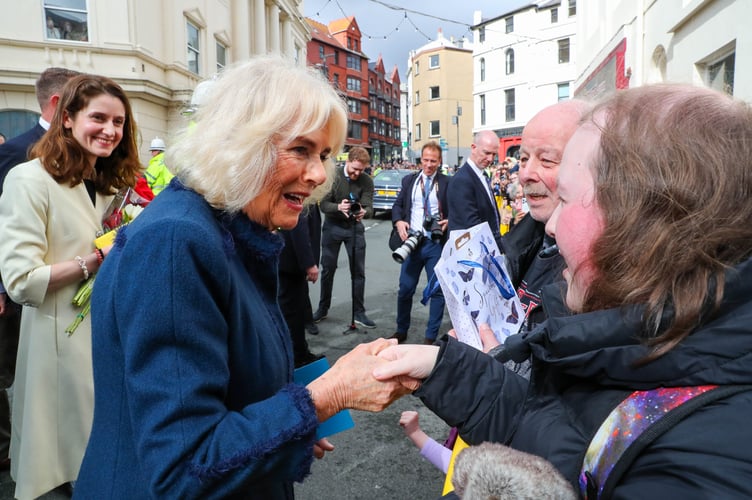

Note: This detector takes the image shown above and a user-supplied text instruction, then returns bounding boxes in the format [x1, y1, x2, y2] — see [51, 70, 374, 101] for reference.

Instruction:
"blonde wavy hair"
[167, 56, 348, 213]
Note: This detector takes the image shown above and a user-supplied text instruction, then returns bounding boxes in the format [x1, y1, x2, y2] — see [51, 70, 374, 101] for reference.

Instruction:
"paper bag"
[433, 222, 524, 351]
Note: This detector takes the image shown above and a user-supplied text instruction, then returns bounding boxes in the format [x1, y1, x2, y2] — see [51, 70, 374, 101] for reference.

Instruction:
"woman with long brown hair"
[0, 74, 141, 499]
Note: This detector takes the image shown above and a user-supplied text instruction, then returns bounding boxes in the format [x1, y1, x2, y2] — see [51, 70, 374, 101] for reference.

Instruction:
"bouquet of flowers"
[66, 187, 150, 335]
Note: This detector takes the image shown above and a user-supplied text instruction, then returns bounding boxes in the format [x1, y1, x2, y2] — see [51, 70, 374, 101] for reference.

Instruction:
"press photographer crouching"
[389, 141, 450, 344]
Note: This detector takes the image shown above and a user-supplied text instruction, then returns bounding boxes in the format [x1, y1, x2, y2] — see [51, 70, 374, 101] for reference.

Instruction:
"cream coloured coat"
[0, 159, 113, 499]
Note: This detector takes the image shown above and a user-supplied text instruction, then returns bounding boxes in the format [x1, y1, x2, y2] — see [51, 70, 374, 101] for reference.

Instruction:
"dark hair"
[35, 67, 81, 110]
[31, 74, 142, 194]
[583, 84, 752, 360]
[421, 140, 442, 162]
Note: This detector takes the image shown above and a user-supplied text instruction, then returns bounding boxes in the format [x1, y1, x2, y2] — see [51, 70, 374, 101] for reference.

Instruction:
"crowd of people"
[0, 57, 751, 499]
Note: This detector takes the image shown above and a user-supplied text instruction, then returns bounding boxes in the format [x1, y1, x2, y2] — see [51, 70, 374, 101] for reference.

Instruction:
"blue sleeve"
[105, 218, 317, 496]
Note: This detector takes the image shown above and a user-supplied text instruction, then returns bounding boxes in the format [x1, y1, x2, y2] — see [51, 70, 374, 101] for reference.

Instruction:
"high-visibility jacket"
[144, 152, 174, 195]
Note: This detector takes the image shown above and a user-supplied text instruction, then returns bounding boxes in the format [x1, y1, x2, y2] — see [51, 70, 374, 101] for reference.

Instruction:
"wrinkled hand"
[307, 339, 418, 421]
[373, 344, 440, 384]
[313, 437, 334, 459]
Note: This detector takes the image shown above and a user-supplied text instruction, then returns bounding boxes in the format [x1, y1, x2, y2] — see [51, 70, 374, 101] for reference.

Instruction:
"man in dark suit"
[0, 67, 79, 468]
[278, 206, 324, 368]
[447, 130, 503, 249]
[389, 141, 450, 344]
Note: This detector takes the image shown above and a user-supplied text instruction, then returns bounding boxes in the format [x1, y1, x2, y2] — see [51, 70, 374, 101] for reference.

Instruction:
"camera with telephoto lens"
[423, 215, 443, 242]
[392, 230, 424, 264]
[347, 196, 362, 219]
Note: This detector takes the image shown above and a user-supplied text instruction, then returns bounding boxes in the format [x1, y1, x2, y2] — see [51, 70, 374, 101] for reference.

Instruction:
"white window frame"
[429, 54, 439, 69]
[187, 20, 201, 74]
[429, 120, 440, 137]
[43, 0, 89, 42]
[429, 86, 440, 100]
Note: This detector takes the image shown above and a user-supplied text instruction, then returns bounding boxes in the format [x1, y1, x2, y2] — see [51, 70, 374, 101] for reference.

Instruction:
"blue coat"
[446, 162, 502, 248]
[76, 181, 319, 499]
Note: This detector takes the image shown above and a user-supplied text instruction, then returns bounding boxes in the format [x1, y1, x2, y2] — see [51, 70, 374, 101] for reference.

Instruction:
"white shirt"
[467, 158, 495, 204]
[409, 173, 438, 237]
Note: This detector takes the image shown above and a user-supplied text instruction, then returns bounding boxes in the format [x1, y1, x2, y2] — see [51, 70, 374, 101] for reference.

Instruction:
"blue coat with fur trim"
[75, 181, 319, 499]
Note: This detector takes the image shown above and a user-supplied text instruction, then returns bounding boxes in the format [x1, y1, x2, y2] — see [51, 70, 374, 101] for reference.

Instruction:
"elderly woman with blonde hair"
[76, 56, 414, 498]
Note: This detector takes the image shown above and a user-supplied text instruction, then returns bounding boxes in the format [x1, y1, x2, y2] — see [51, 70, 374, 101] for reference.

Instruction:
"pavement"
[0, 213, 453, 499]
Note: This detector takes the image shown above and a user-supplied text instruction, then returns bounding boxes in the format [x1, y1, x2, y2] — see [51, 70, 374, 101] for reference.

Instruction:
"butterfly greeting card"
[433, 222, 524, 351]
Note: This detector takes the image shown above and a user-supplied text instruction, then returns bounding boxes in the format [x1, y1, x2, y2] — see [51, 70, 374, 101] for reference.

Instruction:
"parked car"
[372, 169, 413, 217]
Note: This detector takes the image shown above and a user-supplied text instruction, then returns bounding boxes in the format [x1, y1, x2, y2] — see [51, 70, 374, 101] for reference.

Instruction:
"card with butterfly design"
[433, 222, 524, 351]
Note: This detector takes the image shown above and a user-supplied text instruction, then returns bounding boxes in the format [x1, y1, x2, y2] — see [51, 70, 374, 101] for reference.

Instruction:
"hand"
[101, 243, 114, 258]
[395, 220, 410, 241]
[307, 339, 419, 421]
[338, 199, 351, 217]
[513, 210, 526, 225]
[399, 410, 420, 437]
[355, 207, 366, 222]
[0, 293, 7, 317]
[313, 437, 334, 459]
[438, 218, 448, 233]
[478, 324, 501, 354]
[373, 344, 440, 383]
[306, 265, 319, 283]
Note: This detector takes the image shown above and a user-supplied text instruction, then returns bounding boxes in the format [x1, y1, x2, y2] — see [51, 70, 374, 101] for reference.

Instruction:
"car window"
[375, 170, 411, 183]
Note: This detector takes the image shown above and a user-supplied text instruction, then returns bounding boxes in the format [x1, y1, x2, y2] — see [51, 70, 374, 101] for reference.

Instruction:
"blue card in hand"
[294, 357, 355, 439]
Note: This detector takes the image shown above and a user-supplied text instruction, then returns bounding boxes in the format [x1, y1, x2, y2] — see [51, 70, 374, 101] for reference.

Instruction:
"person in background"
[0, 73, 142, 499]
[374, 83, 752, 497]
[279, 208, 325, 367]
[447, 130, 502, 248]
[389, 141, 449, 345]
[0, 66, 79, 477]
[75, 56, 414, 499]
[144, 136, 174, 195]
[313, 146, 376, 329]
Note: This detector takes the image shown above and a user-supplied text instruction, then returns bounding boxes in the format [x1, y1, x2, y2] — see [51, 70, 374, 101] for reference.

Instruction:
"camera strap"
[420, 175, 436, 217]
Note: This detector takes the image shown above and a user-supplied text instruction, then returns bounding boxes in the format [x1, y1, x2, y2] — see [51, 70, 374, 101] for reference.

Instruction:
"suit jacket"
[391, 171, 450, 244]
[279, 206, 321, 275]
[0, 124, 45, 196]
[447, 162, 502, 247]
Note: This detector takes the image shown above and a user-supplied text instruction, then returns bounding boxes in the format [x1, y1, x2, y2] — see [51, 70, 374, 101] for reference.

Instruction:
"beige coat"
[0, 159, 113, 499]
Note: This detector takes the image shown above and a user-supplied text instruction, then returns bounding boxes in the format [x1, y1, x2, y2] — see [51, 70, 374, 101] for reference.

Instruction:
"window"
[505, 16, 514, 34]
[568, 0, 577, 16]
[354, 40, 358, 51]
[551, 8, 558, 23]
[216, 42, 226, 71]
[44, 0, 88, 41]
[480, 94, 486, 126]
[480, 58, 486, 82]
[415, 123, 422, 141]
[370, 118, 377, 132]
[505, 89, 515, 122]
[557, 83, 570, 101]
[333, 74, 339, 88]
[558, 38, 570, 64]
[707, 52, 735, 95]
[0, 110, 40, 140]
[347, 99, 362, 114]
[429, 86, 440, 100]
[429, 54, 439, 69]
[505, 49, 515, 75]
[348, 121, 362, 139]
[415, 61, 420, 75]
[346, 76, 361, 92]
[415, 91, 420, 105]
[347, 54, 361, 71]
[187, 21, 200, 74]
[479, 26, 486, 43]
[429, 120, 440, 137]
[319, 45, 325, 59]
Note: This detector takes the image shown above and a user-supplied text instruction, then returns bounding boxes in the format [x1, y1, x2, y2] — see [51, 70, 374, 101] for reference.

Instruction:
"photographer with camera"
[314, 147, 376, 329]
[389, 141, 449, 345]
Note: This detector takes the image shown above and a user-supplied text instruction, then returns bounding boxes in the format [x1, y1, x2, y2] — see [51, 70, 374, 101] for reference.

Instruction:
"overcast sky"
[304, 0, 527, 75]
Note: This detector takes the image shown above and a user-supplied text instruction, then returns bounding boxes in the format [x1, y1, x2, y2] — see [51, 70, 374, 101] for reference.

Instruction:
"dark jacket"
[279, 206, 321, 275]
[391, 171, 450, 244]
[0, 124, 45, 196]
[76, 182, 319, 499]
[417, 256, 752, 497]
[319, 168, 374, 227]
[446, 162, 501, 247]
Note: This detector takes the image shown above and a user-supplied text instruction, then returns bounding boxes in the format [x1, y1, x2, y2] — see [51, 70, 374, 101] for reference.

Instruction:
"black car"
[372, 169, 413, 217]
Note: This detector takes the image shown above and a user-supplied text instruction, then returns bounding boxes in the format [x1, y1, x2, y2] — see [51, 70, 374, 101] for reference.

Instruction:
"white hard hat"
[149, 137, 166, 151]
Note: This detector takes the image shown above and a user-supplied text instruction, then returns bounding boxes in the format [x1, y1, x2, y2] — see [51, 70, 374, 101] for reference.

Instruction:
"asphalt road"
[0, 212, 452, 499]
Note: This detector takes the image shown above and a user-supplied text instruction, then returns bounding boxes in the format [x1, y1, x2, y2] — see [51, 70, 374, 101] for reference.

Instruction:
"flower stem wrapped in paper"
[432, 222, 525, 351]
[66, 187, 149, 335]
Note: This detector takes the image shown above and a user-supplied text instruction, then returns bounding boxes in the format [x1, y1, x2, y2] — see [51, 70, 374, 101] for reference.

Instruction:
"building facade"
[0, 0, 309, 164]
[407, 30, 474, 170]
[471, 0, 577, 158]
[575, 0, 750, 102]
[368, 57, 401, 165]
